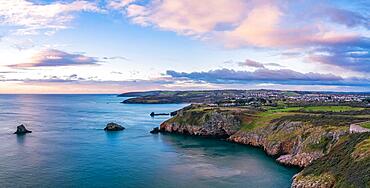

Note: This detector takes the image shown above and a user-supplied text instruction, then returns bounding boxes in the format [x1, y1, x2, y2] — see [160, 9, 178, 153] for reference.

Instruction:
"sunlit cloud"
[8, 49, 99, 68]
[166, 68, 370, 87]
[113, 0, 369, 77]
[0, 0, 101, 35]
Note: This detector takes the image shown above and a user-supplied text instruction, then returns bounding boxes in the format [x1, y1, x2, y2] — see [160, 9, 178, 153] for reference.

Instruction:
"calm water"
[0, 95, 299, 188]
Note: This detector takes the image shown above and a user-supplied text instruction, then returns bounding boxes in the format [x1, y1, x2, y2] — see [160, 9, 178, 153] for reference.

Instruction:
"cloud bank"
[8, 49, 99, 68]
[166, 68, 370, 87]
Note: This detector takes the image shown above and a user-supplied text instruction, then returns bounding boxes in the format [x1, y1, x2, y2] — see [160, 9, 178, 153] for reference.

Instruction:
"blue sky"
[0, 0, 369, 93]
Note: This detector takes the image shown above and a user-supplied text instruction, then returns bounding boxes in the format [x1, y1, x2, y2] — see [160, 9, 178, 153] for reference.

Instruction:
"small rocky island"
[14, 124, 32, 134]
[104, 122, 125, 131]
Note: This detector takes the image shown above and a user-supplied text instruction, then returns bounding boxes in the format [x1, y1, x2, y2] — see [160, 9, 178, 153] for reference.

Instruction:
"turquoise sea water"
[0, 94, 299, 188]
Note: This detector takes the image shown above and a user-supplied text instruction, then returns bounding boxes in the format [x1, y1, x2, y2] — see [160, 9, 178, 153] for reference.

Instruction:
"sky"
[0, 0, 369, 93]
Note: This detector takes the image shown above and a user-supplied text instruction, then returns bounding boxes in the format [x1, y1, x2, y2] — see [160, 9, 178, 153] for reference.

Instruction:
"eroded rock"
[14, 124, 32, 134]
[104, 122, 125, 131]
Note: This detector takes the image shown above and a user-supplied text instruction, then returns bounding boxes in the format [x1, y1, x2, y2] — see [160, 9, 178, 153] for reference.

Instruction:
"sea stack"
[104, 122, 125, 131]
[14, 124, 32, 134]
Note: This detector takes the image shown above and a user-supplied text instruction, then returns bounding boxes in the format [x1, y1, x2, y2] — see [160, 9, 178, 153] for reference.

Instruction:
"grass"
[359, 121, 370, 129]
[241, 111, 297, 131]
[268, 107, 302, 112]
[302, 106, 364, 112]
[301, 133, 370, 188]
[264, 106, 364, 113]
[352, 138, 370, 161]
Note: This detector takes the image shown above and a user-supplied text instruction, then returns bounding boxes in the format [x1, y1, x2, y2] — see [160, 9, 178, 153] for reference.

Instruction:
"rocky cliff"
[228, 121, 348, 167]
[291, 132, 370, 188]
[159, 105, 370, 187]
[160, 105, 349, 167]
[160, 105, 245, 138]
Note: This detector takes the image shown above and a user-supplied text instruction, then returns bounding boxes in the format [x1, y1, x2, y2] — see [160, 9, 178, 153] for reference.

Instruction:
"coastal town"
[120, 90, 370, 107]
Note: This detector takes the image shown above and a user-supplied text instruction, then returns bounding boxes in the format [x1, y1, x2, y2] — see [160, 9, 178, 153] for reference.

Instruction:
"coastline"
[156, 104, 370, 187]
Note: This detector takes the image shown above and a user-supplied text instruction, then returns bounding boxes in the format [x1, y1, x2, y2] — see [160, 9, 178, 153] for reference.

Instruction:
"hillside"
[158, 104, 370, 187]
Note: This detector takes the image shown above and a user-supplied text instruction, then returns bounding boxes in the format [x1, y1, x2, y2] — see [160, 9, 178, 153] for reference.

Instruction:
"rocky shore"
[160, 109, 347, 167]
[158, 104, 370, 187]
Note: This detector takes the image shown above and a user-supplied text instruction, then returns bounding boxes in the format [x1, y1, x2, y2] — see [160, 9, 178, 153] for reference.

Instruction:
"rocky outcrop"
[104, 122, 125, 131]
[14, 124, 32, 134]
[291, 133, 370, 188]
[350, 123, 370, 133]
[291, 173, 335, 188]
[160, 108, 242, 138]
[161, 105, 348, 167]
[159, 105, 369, 187]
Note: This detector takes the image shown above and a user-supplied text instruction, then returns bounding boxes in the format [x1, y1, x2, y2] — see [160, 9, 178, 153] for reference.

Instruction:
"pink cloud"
[8, 49, 99, 68]
[0, 0, 101, 35]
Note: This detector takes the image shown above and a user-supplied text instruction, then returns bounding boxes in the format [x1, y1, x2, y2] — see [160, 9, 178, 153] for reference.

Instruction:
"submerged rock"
[14, 124, 32, 134]
[150, 127, 160, 134]
[150, 112, 169, 117]
[104, 122, 125, 131]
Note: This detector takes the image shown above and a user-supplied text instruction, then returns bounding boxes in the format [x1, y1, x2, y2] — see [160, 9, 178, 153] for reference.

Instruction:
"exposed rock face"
[14, 124, 32, 134]
[350, 123, 370, 133]
[229, 121, 348, 167]
[291, 133, 370, 188]
[104, 122, 125, 131]
[160, 108, 242, 138]
[160, 105, 369, 187]
[291, 173, 335, 188]
[161, 106, 348, 167]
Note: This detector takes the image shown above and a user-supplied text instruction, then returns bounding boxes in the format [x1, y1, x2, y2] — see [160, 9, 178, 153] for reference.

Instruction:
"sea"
[0, 94, 299, 188]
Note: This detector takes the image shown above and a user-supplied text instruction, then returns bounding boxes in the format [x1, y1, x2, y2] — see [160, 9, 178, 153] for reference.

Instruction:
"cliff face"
[160, 106, 243, 137]
[291, 133, 370, 188]
[160, 105, 348, 167]
[229, 122, 348, 167]
[159, 105, 370, 187]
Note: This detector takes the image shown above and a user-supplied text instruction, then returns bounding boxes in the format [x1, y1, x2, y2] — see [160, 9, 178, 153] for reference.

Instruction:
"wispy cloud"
[8, 49, 99, 68]
[108, 0, 369, 76]
[0, 0, 101, 35]
[102, 56, 130, 61]
[308, 37, 370, 72]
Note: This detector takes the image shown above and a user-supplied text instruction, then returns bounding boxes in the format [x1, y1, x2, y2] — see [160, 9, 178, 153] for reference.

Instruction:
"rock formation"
[104, 122, 125, 131]
[14, 124, 32, 134]
[150, 127, 160, 134]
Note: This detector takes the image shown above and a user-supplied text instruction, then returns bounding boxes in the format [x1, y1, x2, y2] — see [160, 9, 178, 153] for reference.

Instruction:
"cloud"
[320, 6, 370, 29]
[119, 0, 368, 48]
[166, 68, 370, 87]
[122, 0, 247, 35]
[8, 49, 99, 68]
[227, 59, 283, 68]
[102, 56, 130, 61]
[114, 0, 368, 75]
[0, 0, 101, 35]
[308, 37, 370, 72]
[238, 59, 266, 68]
[106, 0, 137, 10]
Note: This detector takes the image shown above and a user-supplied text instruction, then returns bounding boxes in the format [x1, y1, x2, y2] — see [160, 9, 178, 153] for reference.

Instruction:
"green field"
[302, 106, 364, 112]
[241, 111, 297, 131]
[267, 106, 364, 113]
[360, 122, 370, 129]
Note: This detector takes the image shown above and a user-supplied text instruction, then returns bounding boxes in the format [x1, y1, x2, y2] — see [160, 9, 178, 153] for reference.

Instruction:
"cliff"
[160, 105, 366, 167]
[291, 132, 370, 188]
[160, 104, 252, 137]
[228, 121, 348, 167]
[159, 105, 370, 187]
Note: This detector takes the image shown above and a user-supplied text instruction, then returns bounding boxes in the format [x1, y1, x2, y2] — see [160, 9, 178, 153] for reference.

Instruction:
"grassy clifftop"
[293, 133, 370, 188]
